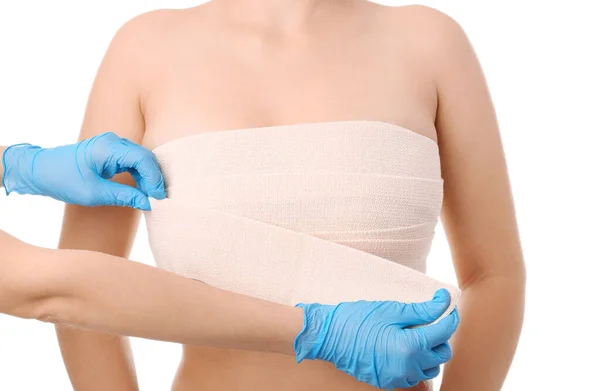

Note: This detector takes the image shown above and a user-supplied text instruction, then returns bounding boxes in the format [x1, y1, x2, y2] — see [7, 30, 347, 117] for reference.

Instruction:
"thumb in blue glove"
[2, 132, 166, 210]
[294, 289, 459, 390]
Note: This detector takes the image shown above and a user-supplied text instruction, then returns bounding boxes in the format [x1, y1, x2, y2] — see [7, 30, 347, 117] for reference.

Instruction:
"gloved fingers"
[405, 368, 437, 386]
[420, 342, 452, 370]
[419, 309, 460, 348]
[387, 378, 412, 390]
[431, 342, 452, 362]
[403, 366, 441, 388]
[102, 181, 151, 210]
[431, 342, 452, 363]
[402, 288, 451, 327]
[113, 139, 166, 200]
[82, 132, 119, 178]
[421, 366, 441, 380]
[126, 168, 143, 191]
[403, 377, 421, 389]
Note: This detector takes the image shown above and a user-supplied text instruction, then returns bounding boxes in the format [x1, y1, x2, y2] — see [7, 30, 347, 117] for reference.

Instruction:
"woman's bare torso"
[138, 2, 445, 390]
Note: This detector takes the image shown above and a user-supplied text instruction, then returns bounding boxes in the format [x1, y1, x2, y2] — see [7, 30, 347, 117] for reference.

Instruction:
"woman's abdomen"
[171, 346, 433, 391]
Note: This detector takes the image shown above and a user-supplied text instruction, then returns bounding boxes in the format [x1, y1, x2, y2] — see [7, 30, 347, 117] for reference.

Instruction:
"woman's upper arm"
[60, 14, 150, 254]
[429, 10, 526, 288]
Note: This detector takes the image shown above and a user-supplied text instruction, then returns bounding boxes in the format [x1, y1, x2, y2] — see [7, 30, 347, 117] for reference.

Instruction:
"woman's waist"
[172, 345, 432, 391]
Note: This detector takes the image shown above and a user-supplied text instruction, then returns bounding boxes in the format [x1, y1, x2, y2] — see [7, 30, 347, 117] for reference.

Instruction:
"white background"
[1, 1, 598, 390]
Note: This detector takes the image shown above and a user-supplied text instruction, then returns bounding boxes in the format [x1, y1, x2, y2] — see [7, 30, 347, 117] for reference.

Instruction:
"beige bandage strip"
[144, 121, 460, 317]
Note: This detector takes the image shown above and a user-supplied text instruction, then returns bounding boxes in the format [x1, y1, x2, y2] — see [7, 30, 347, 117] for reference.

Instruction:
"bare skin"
[0, 230, 303, 354]
[53, 1, 525, 391]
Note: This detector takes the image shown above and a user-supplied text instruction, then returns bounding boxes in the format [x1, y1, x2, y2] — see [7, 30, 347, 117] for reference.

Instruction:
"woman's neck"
[213, 0, 359, 36]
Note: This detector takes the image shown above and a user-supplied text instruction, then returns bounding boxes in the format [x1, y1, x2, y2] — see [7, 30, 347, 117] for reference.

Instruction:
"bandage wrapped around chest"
[144, 121, 460, 318]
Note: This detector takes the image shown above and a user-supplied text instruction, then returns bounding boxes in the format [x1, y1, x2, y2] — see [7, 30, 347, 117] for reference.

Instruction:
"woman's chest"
[141, 25, 438, 150]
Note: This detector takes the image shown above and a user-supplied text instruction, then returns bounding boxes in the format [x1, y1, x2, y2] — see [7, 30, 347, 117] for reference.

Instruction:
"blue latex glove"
[2, 132, 166, 210]
[294, 289, 459, 390]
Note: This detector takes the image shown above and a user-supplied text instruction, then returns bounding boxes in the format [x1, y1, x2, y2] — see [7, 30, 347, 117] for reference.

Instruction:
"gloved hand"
[2, 132, 166, 210]
[294, 289, 459, 390]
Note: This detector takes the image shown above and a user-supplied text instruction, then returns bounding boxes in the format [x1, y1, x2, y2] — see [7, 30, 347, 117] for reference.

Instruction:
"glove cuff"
[2, 143, 41, 196]
[293, 303, 336, 363]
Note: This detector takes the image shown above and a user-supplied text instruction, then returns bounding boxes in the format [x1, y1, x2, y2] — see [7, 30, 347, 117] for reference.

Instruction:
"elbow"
[0, 281, 66, 322]
[1, 250, 74, 324]
[459, 262, 526, 292]
[2, 276, 71, 324]
[8, 294, 62, 323]
[458, 264, 526, 324]
[23, 270, 76, 325]
[29, 296, 74, 325]
[0, 231, 75, 323]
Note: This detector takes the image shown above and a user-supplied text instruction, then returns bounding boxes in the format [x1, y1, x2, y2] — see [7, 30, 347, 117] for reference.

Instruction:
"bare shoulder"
[108, 8, 185, 51]
[390, 5, 462, 28]
[97, 7, 198, 82]
[373, 4, 475, 63]
[387, 5, 467, 41]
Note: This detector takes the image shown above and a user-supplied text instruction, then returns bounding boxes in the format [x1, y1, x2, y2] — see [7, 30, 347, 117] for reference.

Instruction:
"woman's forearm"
[440, 274, 525, 391]
[0, 230, 304, 356]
